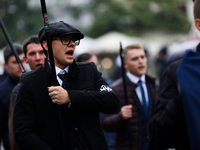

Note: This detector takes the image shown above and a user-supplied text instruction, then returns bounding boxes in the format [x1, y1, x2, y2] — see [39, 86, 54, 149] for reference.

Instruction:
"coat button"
[75, 127, 78, 131]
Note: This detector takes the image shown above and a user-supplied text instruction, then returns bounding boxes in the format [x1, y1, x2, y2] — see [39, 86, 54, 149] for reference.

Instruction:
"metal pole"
[0, 17, 26, 73]
[40, 1, 66, 149]
[40, 0, 57, 85]
[119, 42, 133, 150]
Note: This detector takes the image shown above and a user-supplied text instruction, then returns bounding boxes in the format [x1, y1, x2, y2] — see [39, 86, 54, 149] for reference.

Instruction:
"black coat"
[13, 59, 119, 150]
[148, 59, 190, 150]
[0, 75, 19, 150]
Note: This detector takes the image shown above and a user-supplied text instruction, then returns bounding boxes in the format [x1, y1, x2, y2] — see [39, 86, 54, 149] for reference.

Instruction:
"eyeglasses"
[52, 37, 80, 46]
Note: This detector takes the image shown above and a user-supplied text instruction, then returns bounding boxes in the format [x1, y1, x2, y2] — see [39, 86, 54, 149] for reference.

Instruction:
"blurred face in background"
[24, 43, 46, 70]
[4, 54, 25, 79]
[124, 48, 147, 78]
[85, 55, 100, 71]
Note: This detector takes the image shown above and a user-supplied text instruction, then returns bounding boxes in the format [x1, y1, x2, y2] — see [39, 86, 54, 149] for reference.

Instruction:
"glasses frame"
[52, 36, 80, 46]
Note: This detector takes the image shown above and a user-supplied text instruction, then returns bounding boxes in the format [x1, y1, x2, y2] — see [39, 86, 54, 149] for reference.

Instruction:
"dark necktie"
[138, 80, 148, 115]
[58, 71, 67, 89]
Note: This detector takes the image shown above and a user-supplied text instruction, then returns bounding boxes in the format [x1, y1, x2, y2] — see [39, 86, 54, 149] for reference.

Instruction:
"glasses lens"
[74, 39, 80, 46]
[61, 37, 80, 46]
[61, 37, 70, 45]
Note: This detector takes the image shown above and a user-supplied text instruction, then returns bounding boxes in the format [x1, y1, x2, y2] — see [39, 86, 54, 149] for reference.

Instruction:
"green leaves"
[77, 0, 191, 37]
[0, 0, 48, 48]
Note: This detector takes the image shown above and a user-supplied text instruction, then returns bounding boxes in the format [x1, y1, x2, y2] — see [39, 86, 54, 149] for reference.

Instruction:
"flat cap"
[38, 21, 84, 44]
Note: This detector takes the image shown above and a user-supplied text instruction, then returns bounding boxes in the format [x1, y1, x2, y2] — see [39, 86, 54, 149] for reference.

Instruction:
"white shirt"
[126, 72, 149, 105]
[55, 66, 69, 86]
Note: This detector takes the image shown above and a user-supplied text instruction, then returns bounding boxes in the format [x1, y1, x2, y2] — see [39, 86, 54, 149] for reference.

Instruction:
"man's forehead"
[127, 48, 145, 54]
[127, 48, 145, 56]
[27, 43, 43, 52]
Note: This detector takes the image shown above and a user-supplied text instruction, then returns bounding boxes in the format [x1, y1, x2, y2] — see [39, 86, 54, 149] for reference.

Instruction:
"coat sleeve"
[13, 76, 52, 150]
[101, 110, 128, 132]
[68, 63, 119, 114]
[101, 81, 128, 132]
[148, 60, 187, 149]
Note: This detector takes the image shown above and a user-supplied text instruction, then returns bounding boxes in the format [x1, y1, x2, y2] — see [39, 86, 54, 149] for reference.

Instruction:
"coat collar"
[45, 58, 80, 78]
[126, 74, 156, 89]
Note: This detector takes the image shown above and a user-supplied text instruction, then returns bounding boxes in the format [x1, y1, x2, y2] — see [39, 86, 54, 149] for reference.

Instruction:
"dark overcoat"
[13, 59, 119, 150]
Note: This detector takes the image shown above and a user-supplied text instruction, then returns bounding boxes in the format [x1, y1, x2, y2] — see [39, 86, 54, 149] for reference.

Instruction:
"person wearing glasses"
[13, 21, 119, 150]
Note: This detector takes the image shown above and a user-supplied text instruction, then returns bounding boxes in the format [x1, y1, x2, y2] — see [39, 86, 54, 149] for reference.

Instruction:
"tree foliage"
[0, 0, 191, 48]
[0, 0, 49, 49]
[69, 0, 191, 38]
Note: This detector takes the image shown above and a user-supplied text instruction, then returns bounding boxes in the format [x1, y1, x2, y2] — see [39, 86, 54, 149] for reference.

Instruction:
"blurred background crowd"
[0, 0, 200, 82]
[1, 0, 199, 150]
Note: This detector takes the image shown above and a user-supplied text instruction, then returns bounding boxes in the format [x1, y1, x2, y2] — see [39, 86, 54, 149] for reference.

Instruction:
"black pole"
[120, 42, 128, 105]
[119, 42, 133, 150]
[0, 17, 26, 73]
[40, 0, 57, 85]
[40, 1, 66, 150]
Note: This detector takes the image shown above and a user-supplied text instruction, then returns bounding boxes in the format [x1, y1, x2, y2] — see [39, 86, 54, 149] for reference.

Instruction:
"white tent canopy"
[95, 31, 145, 53]
[75, 36, 99, 56]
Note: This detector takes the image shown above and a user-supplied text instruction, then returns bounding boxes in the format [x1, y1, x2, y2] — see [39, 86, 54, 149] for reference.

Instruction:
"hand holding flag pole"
[119, 42, 133, 150]
[39, 1, 66, 149]
[40, 0, 57, 85]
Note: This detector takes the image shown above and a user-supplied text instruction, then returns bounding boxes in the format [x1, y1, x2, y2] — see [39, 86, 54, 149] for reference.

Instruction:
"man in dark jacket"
[0, 45, 25, 150]
[8, 35, 46, 150]
[13, 21, 119, 150]
[148, 59, 190, 150]
[102, 44, 157, 150]
[148, 0, 199, 149]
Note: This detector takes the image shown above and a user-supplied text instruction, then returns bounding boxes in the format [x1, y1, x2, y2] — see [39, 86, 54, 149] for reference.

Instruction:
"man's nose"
[36, 53, 41, 59]
[138, 57, 143, 63]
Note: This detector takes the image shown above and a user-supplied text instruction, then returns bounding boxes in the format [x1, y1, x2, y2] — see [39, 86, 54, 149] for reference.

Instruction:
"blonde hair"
[124, 44, 143, 60]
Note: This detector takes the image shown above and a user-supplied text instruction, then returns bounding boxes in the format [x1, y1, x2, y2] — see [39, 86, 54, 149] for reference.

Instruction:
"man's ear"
[4, 62, 8, 73]
[124, 60, 128, 69]
[23, 55, 28, 64]
[195, 19, 200, 31]
[42, 41, 48, 51]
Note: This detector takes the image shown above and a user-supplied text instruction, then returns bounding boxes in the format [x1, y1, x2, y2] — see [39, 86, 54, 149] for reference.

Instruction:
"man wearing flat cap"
[13, 21, 119, 150]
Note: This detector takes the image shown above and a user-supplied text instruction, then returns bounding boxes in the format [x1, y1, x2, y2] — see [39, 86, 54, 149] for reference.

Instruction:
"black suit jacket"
[13, 59, 119, 150]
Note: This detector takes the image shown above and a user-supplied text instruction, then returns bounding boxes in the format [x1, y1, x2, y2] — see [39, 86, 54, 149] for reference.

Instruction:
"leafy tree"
[0, 0, 51, 48]
[69, 0, 191, 38]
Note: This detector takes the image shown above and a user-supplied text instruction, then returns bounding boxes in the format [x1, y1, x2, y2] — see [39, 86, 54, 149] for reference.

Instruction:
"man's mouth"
[139, 66, 144, 69]
[36, 64, 43, 67]
[66, 50, 74, 56]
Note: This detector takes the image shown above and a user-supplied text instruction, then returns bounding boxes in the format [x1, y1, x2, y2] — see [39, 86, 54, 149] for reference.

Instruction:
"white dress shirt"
[126, 72, 149, 105]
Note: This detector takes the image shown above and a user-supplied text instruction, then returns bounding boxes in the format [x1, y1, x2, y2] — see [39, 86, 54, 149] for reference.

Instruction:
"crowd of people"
[0, 0, 200, 150]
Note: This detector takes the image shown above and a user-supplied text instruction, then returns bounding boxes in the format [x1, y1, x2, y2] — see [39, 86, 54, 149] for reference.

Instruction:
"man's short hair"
[22, 35, 40, 57]
[123, 44, 143, 60]
[4, 45, 23, 64]
[124, 44, 143, 55]
[76, 53, 93, 62]
[194, 0, 200, 19]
